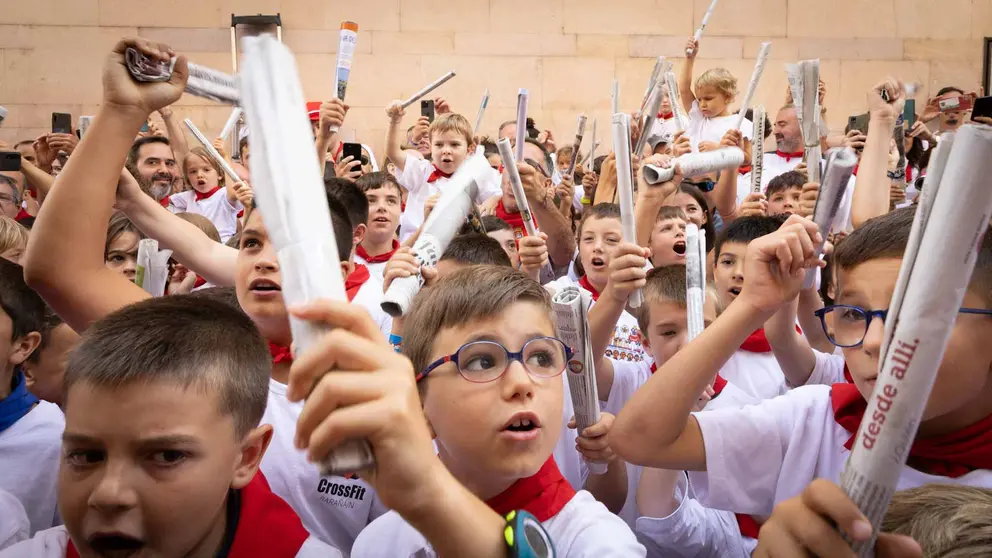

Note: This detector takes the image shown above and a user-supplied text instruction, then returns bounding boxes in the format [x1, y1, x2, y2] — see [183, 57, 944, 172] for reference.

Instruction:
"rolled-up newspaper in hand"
[685, 225, 705, 341]
[515, 89, 529, 162]
[497, 139, 538, 238]
[240, 35, 371, 475]
[633, 81, 665, 158]
[586, 119, 597, 172]
[786, 60, 822, 182]
[219, 107, 244, 141]
[840, 125, 992, 556]
[733, 42, 771, 130]
[400, 71, 457, 109]
[473, 89, 490, 135]
[612, 113, 642, 308]
[135, 238, 173, 297]
[381, 155, 491, 317]
[611, 79, 620, 115]
[125, 47, 239, 105]
[802, 147, 857, 289]
[750, 105, 766, 193]
[329, 21, 359, 133]
[565, 115, 588, 179]
[665, 71, 689, 133]
[688, 0, 720, 56]
[552, 286, 607, 475]
[642, 148, 745, 185]
[183, 118, 241, 184]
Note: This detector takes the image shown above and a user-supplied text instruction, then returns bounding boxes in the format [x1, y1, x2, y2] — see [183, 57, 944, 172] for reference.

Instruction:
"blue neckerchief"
[0, 371, 38, 433]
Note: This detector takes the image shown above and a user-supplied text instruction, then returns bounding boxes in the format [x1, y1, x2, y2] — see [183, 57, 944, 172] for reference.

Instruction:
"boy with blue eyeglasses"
[611, 209, 992, 555]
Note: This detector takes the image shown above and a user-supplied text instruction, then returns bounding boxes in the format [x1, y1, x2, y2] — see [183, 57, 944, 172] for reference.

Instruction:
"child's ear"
[232, 424, 274, 489]
[8, 331, 41, 368]
[640, 334, 652, 352]
[353, 223, 367, 247]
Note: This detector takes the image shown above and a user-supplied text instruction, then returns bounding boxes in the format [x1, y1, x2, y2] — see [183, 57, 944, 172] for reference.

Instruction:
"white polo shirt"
[168, 187, 243, 243]
[0, 401, 63, 535]
[686, 101, 752, 153]
[719, 349, 789, 401]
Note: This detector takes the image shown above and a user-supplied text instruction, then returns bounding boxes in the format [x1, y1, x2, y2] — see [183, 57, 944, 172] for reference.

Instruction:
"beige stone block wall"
[1, 0, 987, 160]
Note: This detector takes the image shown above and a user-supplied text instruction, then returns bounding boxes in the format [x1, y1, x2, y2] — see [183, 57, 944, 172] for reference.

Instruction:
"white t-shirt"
[546, 277, 649, 364]
[168, 188, 243, 243]
[719, 349, 788, 401]
[395, 157, 502, 242]
[0, 402, 63, 535]
[350, 490, 645, 557]
[805, 349, 848, 387]
[688, 384, 992, 517]
[260, 379, 386, 554]
[349, 273, 393, 340]
[0, 489, 29, 550]
[0, 526, 338, 558]
[686, 101, 752, 153]
[735, 151, 804, 207]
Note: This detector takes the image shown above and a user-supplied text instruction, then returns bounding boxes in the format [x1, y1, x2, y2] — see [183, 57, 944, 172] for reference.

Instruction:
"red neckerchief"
[852, 164, 859, 176]
[426, 166, 452, 183]
[843, 363, 854, 383]
[160, 196, 171, 208]
[738, 165, 752, 175]
[269, 342, 293, 365]
[193, 275, 207, 289]
[906, 163, 914, 183]
[736, 514, 762, 539]
[831, 383, 992, 478]
[494, 199, 535, 240]
[345, 264, 370, 301]
[650, 363, 729, 398]
[775, 150, 805, 162]
[739, 326, 802, 353]
[577, 276, 601, 302]
[14, 207, 31, 222]
[486, 457, 577, 522]
[67, 472, 308, 558]
[356, 240, 399, 264]
[194, 185, 223, 201]
[657, 111, 674, 119]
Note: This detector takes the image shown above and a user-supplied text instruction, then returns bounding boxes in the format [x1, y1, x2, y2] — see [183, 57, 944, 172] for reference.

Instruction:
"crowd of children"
[0, 32, 990, 557]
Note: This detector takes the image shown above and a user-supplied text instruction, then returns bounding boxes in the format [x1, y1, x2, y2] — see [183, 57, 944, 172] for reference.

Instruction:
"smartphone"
[938, 95, 973, 112]
[970, 96, 992, 121]
[903, 99, 916, 129]
[421, 99, 435, 123]
[342, 142, 363, 165]
[847, 113, 870, 135]
[51, 112, 72, 134]
[0, 152, 22, 172]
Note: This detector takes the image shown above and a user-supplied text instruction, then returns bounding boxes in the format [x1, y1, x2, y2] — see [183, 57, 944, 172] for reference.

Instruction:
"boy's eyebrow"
[63, 432, 102, 445]
[242, 227, 262, 237]
[63, 432, 203, 447]
[463, 332, 551, 345]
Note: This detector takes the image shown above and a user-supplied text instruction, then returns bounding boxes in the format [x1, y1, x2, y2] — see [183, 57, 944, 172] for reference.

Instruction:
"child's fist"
[423, 192, 440, 221]
[741, 214, 823, 313]
[518, 232, 548, 278]
[568, 412, 618, 464]
[383, 247, 438, 294]
[740, 192, 768, 217]
[753, 479, 922, 558]
[386, 100, 406, 121]
[798, 183, 819, 219]
[232, 181, 253, 207]
[671, 131, 692, 158]
[605, 242, 651, 304]
[320, 98, 348, 133]
[685, 37, 699, 58]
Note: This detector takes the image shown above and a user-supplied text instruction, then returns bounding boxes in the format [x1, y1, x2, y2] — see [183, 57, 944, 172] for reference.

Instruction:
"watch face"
[523, 520, 553, 558]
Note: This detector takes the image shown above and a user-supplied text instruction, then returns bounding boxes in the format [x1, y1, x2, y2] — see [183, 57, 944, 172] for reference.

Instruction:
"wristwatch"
[504, 510, 555, 558]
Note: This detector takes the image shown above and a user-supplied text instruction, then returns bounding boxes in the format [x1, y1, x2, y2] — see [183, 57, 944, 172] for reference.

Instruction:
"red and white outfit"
[494, 199, 538, 244]
[355, 241, 399, 285]
[546, 277, 649, 364]
[0, 472, 340, 558]
[350, 458, 645, 557]
[395, 157, 502, 242]
[686, 101, 752, 153]
[167, 187, 243, 243]
[718, 328, 790, 401]
[734, 150, 804, 207]
[345, 264, 393, 339]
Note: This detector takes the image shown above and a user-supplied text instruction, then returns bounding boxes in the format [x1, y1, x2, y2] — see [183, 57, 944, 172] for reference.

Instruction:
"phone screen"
[903, 99, 916, 129]
[421, 100, 435, 123]
[971, 96, 992, 121]
[0, 152, 22, 172]
[342, 142, 363, 164]
[51, 112, 72, 134]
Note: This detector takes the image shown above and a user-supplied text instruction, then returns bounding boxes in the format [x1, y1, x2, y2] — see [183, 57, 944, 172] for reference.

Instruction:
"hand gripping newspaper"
[135, 238, 172, 297]
[733, 42, 771, 130]
[687, 0, 720, 56]
[497, 138, 553, 278]
[380, 155, 492, 318]
[840, 124, 992, 557]
[552, 287, 607, 475]
[611, 113, 643, 308]
[125, 47, 239, 105]
[684, 224, 706, 341]
[329, 21, 359, 133]
[239, 35, 373, 475]
[786, 60, 822, 182]
[750, 105, 766, 193]
[802, 147, 858, 289]
[642, 148, 745, 185]
[183, 118, 243, 185]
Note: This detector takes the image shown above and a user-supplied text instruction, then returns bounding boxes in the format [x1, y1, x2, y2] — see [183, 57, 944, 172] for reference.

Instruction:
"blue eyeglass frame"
[814, 304, 992, 348]
[416, 336, 574, 383]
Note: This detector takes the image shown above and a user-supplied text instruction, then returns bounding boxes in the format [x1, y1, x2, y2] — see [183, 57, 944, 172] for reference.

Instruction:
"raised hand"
[104, 38, 188, 119]
[740, 214, 823, 314]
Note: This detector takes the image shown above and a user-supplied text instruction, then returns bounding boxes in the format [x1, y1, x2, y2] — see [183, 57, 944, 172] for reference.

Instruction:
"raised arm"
[315, 98, 348, 176]
[635, 153, 679, 248]
[19, 159, 56, 206]
[385, 101, 410, 173]
[679, 38, 698, 112]
[710, 130, 745, 222]
[518, 161, 576, 267]
[765, 297, 817, 387]
[851, 79, 903, 229]
[24, 38, 187, 332]
[157, 106, 189, 164]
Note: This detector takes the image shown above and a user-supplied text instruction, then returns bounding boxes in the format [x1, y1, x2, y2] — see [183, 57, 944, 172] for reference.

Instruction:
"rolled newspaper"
[611, 79, 620, 115]
[135, 238, 172, 297]
[890, 122, 908, 188]
[750, 105, 766, 193]
[381, 155, 492, 317]
[514, 89, 529, 162]
[685, 225, 705, 341]
[611, 113, 642, 308]
[664, 71, 690, 133]
[840, 124, 992, 556]
[400, 71, 457, 109]
[329, 21, 359, 133]
[634, 80, 665, 158]
[183, 118, 241, 184]
[564, 115, 588, 178]
[642, 147, 745, 185]
[786, 60, 822, 182]
[473, 89, 490, 135]
[552, 286, 607, 476]
[641, 57, 667, 113]
[733, 42, 771, 130]
[78, 116, 94, 138]
[586, 118, 597, 172]
[219, 107, 244, 141]
[688, 0, 721, 56]
[802, 147, 857, 289]
[240, 35, 372, 475]
[497, 139, 538, 238]
[125, 47, 239, 105]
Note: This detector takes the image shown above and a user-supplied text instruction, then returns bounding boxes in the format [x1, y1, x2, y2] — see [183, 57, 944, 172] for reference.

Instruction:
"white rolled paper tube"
[733, 42, 771, 130]
[219, 107, 244, 141]
[641, 56, 666, 111]
[611, 79, 620, 115]
[611, 113, 642, 308]
[183, 118, 241, 184]
[565, 115, 588, 178]
[664, 71, 689, 132]
[642, 148, 745, 185]
[841, 124, 992, 556]
[497, 139, 538, 237]
[688, 0, 720, 55]
[380, 155, 491, 317]
[78, 116, 94, 138]
[400, 71, 457, 109]
[587, 119, 597, 171]
[751, 105, 766, 193]
[634, 81, 665, 157]
[473, 89, 490, 135]
[685, 225, 705, 341]
[514, 89, 529, 162]
[802, 148, 857, 289]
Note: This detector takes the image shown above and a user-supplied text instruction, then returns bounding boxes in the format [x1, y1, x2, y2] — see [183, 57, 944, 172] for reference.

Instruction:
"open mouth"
[373, 216, 391, 224]
[590, 256, 606, 269]
[673, 241, 686, 255]
[88, 534, 145, 557]
[502, 412, 541, 433]
[249, 278, 281, 293]
[728, 286, 742, 297]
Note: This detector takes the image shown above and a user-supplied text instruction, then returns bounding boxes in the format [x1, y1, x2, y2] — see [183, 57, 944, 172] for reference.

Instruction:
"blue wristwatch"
[504, 510, 555, 558]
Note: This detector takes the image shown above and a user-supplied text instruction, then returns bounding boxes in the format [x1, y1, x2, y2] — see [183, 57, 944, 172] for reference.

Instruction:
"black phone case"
[342, 144, 362, 163]
[971, 97, 992, 121]
[0, 152, 22, 172]
[51, 113, 72, 134]
[421, 100, 435, 122]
